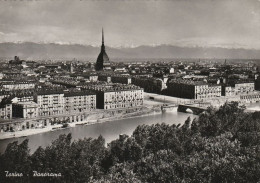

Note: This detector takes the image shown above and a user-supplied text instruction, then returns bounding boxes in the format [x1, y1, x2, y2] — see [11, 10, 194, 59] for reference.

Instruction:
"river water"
[0, 111, 196, 154]
[245, 102, 260, 111]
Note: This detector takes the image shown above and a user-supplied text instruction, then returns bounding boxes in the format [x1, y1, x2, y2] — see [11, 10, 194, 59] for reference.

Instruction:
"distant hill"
[0, 42, 260, 60]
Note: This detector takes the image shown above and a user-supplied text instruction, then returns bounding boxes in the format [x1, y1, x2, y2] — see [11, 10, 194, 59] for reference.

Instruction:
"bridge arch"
[186, 108, 193, 113]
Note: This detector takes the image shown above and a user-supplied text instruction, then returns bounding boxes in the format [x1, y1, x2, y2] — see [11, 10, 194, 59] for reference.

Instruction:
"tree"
[0, 139, 31, 183]
[1, 102, 260, 182]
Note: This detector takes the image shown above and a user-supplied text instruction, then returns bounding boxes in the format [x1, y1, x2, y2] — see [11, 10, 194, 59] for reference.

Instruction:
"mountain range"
[0, 42, 259, 61]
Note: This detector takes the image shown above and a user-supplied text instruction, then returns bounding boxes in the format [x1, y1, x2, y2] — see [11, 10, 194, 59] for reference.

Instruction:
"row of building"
[0, 83, 144, 121]
[166, 79, 255, 100]
[0, 80, 36, 91]
[1, 90, 96, 120]
[96, 73, 256, 100]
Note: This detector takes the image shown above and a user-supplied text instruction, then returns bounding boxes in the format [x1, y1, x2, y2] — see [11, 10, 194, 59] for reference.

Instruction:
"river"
[0, 111, 196, 154]
[245, 102, 260, 111]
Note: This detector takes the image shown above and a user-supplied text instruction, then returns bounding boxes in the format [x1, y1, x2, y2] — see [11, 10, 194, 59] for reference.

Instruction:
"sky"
[0, 0, 259, 49]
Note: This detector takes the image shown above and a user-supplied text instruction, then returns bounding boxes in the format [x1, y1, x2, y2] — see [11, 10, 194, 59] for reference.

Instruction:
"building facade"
[64, 91, 96, 114]
[221, 85, 235, 96]
[100, 89, 143, 110]
[83, 83, 144, 109]
[167, 79, 221, 99]
[0, 104, 12, 120]
[234, 82, 254, 95]
[36, 90, 65, 116]
[12, 102, 38, 119]
[240, 93, 260, 103]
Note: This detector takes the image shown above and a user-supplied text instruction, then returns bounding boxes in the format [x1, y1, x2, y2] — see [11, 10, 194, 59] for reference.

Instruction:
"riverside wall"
[0, 106, 162, 133]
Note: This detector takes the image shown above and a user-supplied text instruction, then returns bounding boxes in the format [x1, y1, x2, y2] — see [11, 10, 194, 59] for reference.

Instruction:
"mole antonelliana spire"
[102, 27, 104, 45]
[95, 28, 111, 71]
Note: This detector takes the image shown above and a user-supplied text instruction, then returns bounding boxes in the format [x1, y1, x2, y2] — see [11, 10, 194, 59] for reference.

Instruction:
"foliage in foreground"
[1, 102, 260, 183]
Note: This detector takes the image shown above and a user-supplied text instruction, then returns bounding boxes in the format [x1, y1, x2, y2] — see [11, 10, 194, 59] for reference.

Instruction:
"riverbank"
[244, 103, 260, 112]
[0, 105, 162, 140]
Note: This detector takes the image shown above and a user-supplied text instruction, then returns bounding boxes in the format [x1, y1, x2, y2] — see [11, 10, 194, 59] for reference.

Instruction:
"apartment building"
[0, 104, 12, 120]
[36, 90, 65, 116]
[167, 79, 221, 99]
[83, 83, 144, 109]
[64, 91, 96, 114]
[12, 101, 38, 119]
[233, 82, 254, 95]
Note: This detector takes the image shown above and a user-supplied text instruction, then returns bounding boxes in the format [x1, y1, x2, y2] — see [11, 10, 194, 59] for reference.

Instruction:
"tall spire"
[96, 28, 110, 71]
[101, 28, 105, 50]
[102, 27, 104, 45]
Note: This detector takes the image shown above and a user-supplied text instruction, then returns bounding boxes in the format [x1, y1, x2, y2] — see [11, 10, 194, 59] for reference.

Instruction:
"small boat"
[52, 127, 60, 130]
[76, 123, 85, 125]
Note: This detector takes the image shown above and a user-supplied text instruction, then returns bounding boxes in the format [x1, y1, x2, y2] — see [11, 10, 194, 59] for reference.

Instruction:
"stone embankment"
[0, 105, 162, 140]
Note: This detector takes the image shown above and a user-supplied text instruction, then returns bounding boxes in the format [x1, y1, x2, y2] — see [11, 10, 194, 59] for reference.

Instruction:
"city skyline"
[0, 0, 260, 49]
[1, 1, 260, 182]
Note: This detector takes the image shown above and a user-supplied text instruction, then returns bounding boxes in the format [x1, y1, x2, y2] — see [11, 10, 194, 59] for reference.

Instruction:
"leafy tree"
[0, 139, 31, 183]
[1, 102, 260, 182]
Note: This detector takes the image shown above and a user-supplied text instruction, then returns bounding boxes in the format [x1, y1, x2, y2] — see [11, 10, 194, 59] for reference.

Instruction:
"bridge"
[161, 104, 178, 112]
[178, 103, 210, 115]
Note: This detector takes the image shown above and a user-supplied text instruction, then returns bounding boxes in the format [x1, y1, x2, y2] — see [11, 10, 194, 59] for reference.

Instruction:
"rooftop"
[168, 79, 208, 86]
[36, 89, 64, 95]
[83, 83, 142, 92]
[14, 101, 38, 106]
[64, 91, 95, 97]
